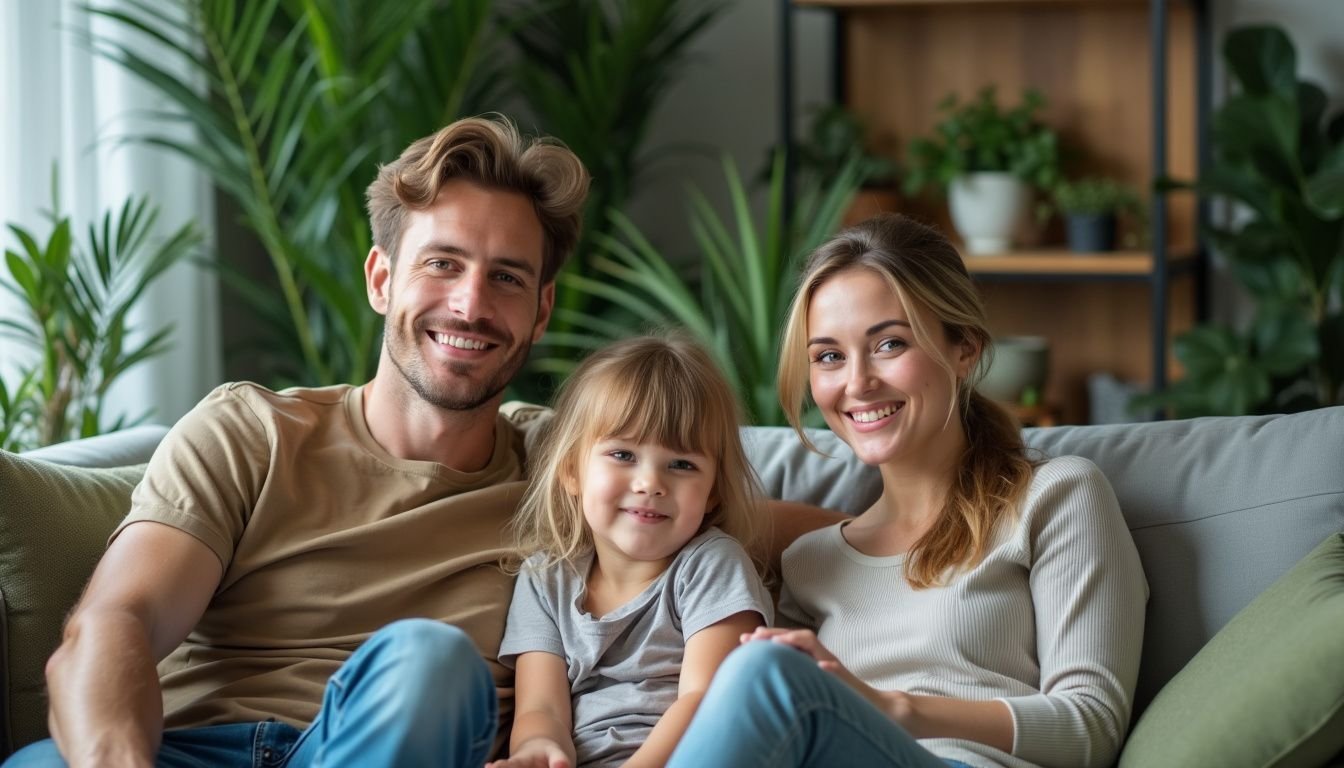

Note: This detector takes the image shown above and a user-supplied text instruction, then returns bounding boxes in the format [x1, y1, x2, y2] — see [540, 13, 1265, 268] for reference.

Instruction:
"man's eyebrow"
[417, 242, 538, 277]
[808, 319, 910, 346]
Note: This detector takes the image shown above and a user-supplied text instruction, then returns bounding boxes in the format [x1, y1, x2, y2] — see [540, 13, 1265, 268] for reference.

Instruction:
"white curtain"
[0, 0, 219, 429]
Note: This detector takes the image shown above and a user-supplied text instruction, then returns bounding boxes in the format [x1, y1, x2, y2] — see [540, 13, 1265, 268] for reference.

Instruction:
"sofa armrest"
[19, 425, 169, 468]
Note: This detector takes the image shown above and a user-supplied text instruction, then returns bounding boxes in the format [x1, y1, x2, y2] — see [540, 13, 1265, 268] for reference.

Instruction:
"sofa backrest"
[745, 407, 1344, 717]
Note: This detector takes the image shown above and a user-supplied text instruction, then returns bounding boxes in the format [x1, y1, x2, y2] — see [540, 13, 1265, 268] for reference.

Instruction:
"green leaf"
[1223, 25, 1297, 98]
[1251, 302, 1318, 375]
[1173, 326, 1243, 379]
[1304, 141, 1344, 218]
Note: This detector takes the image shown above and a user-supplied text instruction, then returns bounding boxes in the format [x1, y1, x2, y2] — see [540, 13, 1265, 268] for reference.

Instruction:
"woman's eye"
[813, 350, 841, 365]
[877, 338, 907, 353]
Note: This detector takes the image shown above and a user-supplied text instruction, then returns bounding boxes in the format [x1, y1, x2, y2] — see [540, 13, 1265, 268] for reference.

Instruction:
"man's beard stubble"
[385, 315, 534, 412]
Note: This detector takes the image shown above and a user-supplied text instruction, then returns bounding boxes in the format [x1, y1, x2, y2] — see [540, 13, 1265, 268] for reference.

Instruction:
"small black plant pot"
[1065, 213, 1117, 252]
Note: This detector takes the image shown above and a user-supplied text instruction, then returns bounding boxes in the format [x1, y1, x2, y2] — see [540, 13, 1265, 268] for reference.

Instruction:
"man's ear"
[532, 280, 556, 343]
[366, 246, 391, 315]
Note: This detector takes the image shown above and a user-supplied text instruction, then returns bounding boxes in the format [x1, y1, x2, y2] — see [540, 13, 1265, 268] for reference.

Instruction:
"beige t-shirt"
[113, 382, 548, 740]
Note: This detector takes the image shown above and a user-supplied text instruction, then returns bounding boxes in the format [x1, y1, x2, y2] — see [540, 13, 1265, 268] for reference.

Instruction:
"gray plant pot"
[1065, 212, 1117, 252]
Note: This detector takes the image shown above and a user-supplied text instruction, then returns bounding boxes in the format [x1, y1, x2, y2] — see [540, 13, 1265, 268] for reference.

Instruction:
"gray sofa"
[4, 409, 1343, 765]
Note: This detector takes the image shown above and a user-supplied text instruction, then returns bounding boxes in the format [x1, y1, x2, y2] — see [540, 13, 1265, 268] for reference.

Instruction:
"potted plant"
[1132, 25, 1343, 416]
[1049, 177, 1141, 252]
[904, 87, 1061, 254]
[1, 174, 199, 450]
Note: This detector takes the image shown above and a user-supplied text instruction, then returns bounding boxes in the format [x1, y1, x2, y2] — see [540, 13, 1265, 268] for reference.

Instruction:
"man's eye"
[495, 272, 522, 285]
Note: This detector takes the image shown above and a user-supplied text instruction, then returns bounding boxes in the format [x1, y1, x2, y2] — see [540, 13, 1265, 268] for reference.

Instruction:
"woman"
[666, 213, 1147, 768]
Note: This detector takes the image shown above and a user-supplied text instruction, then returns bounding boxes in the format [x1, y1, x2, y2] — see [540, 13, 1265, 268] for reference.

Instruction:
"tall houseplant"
[1135, 25, 1344, 416]
[904, 87, 1061, 253]
[509, 0, 723, 347]
[539, 152, 863, 425]
[1, 179, 200, 451]
[91, 0, 509, 386]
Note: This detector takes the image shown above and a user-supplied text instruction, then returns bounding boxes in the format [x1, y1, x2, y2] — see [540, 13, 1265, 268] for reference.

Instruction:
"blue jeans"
[6, 619, 498, 768]
[667, 641, 972, 768]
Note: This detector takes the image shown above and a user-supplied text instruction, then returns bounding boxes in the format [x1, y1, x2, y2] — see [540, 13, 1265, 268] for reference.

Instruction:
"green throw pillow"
[1119, 533, 1344, 768]
[0, 452, 144, 755]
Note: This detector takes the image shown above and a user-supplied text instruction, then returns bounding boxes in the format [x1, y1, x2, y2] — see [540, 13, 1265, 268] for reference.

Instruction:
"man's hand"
[485, 737, 572, 768]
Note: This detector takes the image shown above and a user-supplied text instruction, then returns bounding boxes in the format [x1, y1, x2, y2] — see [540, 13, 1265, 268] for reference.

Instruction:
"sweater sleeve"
[999, 458, 1148, 768]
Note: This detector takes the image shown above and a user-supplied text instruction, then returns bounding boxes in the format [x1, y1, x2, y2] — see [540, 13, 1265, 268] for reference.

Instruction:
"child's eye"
[669, 459, 698, 471]
[607, 449, 635, 462]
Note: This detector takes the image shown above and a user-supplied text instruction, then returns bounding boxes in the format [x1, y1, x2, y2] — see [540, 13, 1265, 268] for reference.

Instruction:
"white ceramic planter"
[948, 172, 1032, 255]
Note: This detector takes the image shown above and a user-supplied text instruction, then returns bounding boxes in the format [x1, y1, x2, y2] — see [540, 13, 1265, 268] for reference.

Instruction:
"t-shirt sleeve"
[675, 533, 774, 638]
[998, 458, 1148, 768]
[775, 540, 817, 630]
[111, 384, 270, 570]
[498, 563, 566, 667]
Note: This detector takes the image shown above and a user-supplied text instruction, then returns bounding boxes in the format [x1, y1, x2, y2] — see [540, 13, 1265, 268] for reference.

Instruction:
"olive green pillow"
[1119, 533, 1344, 768]
[0, 452, 143, 756]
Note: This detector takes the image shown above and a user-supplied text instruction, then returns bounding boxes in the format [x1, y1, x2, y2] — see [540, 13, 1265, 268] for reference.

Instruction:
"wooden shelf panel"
[961, 248, 1196, 275]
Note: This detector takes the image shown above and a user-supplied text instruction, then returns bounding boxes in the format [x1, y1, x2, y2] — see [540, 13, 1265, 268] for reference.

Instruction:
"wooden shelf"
[960, 249, 1196, 276]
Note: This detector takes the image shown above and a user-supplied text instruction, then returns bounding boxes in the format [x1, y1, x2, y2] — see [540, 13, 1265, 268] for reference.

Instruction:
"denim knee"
[3, 738, 68, 767]
[357, 619, 490, 708]
[718, 640, 814, 687]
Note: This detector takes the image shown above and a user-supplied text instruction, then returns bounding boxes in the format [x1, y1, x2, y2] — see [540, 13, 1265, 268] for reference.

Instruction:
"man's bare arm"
[45, 521, 223, 768]
[763, 500, 847, 575]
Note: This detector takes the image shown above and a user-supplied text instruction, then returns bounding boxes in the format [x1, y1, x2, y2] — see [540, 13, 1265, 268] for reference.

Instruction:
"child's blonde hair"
[512, 333, 764, 571]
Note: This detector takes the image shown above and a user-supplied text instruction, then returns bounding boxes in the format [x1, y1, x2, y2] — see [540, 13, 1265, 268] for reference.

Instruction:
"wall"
[625, 1, 832, 262]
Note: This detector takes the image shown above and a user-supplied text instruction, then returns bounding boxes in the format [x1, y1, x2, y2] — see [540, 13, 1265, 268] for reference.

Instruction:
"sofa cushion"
[0, 451, 142, 755]
[1023, 408, 1344, 717]
[1118, 533, 1344, 768]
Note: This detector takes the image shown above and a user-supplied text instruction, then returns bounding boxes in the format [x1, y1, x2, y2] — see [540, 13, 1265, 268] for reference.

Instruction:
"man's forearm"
[46, 609, 164, 768]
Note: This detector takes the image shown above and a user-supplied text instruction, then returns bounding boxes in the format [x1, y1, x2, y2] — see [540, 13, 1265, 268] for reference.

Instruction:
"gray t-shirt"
[499, 527, 772, 768]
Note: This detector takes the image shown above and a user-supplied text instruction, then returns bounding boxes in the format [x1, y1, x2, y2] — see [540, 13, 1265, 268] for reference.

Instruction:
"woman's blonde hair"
[512, 333, 765, 571]
[778, 213, 1035, 588]
[365, 114, 590, 282]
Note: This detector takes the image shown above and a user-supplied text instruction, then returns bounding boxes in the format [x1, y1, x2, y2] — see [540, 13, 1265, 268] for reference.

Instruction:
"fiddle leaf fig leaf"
[1252, 303, 1318, 375]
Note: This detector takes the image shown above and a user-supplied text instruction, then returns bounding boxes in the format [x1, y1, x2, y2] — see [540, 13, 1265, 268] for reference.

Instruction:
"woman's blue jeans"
[667, 641, 971, 768]
[6, 619, 498, 768]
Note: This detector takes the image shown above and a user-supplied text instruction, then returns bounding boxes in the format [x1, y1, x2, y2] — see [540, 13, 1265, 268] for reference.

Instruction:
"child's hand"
[485, 738, 573, 768]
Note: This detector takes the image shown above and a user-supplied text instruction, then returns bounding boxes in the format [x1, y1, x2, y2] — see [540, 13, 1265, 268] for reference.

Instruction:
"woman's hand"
[485, 737, 572, 768]
[739, 628, 919, 731]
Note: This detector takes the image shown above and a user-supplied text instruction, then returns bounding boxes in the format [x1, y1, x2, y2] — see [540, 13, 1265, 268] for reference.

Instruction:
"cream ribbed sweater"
[779, 456, 1148, 768]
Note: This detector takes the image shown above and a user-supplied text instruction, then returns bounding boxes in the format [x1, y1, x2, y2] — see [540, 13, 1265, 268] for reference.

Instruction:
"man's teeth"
[852, 404, 898, 423]
[432, 332, 487, 350]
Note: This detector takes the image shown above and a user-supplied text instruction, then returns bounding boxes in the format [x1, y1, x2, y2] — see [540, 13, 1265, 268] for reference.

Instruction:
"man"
[9, 116, 589, 767]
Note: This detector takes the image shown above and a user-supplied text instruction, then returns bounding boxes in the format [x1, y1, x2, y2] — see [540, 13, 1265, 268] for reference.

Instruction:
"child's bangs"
[582, 357, 720, 457]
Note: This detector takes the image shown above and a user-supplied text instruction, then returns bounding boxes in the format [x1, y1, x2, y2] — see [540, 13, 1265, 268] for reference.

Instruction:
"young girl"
[488, 334, 773, 768]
